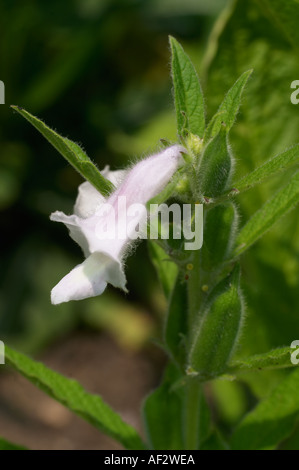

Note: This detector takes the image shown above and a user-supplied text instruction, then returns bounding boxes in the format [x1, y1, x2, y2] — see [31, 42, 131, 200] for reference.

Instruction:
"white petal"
[51, 252, 127, 305]
[101, 166, 128, 187]
[108, 145, 185, 207]
[50, 211, 91, 257]
[74, 181, 105, 218]
[50, 209, 125, 259]
[74, 169, 128, 218]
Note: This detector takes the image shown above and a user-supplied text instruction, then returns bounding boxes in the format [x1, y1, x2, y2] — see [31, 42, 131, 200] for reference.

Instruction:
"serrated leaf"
[5, 345, 145, 450]
[231, 367, 299, 450]
[170, 36, 205, 138]
[234, 144, 299, 194]
[11, 106, 114, 197]
[229, 347, 296, 374]
[204, 70, 252, 140]
[0, 437, 27, 450]
[234, 170, 299, 257]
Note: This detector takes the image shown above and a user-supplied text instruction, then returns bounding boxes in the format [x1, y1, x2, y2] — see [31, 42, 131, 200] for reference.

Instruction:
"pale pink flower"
[50, 145, 185, 304]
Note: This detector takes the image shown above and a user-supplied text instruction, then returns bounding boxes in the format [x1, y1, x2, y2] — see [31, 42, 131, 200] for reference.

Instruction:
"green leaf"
[234, 144, 299, 194]
[205, 70, 252, 140]
[148, 241, 178, 299]
[11, 106, 114, 197]
[203, 0, 299, 369]
[231, 367, 299, 450]
[204, 0, 299, 187]
[170, 36, 205, 138]
[234, 170, 299, 257]
[0, 437, 27, 450]
[198, 128, 233, 198]
[164, 275, 188, 366]
[203, 111, 225, 142]
[229, 347, 296, 374]
[143, 364, 184, 450]
[5, 345, 145, 450]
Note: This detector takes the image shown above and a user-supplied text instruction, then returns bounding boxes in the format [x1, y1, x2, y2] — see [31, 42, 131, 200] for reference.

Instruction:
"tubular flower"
[50, 145, 185, 304]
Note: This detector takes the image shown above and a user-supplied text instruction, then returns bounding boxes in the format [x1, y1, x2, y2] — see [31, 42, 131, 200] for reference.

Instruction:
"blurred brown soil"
[0, 333, 164, 450]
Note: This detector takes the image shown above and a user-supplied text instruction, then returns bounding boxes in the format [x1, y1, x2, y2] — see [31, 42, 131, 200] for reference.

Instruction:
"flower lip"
[51, 251, 127, 305]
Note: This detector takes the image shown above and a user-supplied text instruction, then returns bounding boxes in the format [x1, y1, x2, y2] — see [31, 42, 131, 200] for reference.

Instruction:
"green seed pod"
[201, 202, 239, 271]
[197, 128, 233, 198]
[187, 265, 244, 380]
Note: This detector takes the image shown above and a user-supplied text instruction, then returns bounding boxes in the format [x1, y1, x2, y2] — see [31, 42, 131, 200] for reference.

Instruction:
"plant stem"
[187, 249, 202, 330]
[183, 380, 201, 450]
[184, 250, 203, 449]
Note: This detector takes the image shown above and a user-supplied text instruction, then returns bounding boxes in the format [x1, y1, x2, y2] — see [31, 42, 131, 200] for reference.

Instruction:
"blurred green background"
[0, 0, 227, 352]
[2, 0, 299, 448]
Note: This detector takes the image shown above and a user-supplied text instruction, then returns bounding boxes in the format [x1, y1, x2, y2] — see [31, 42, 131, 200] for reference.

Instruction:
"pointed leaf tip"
[11, 106, 115, 197]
